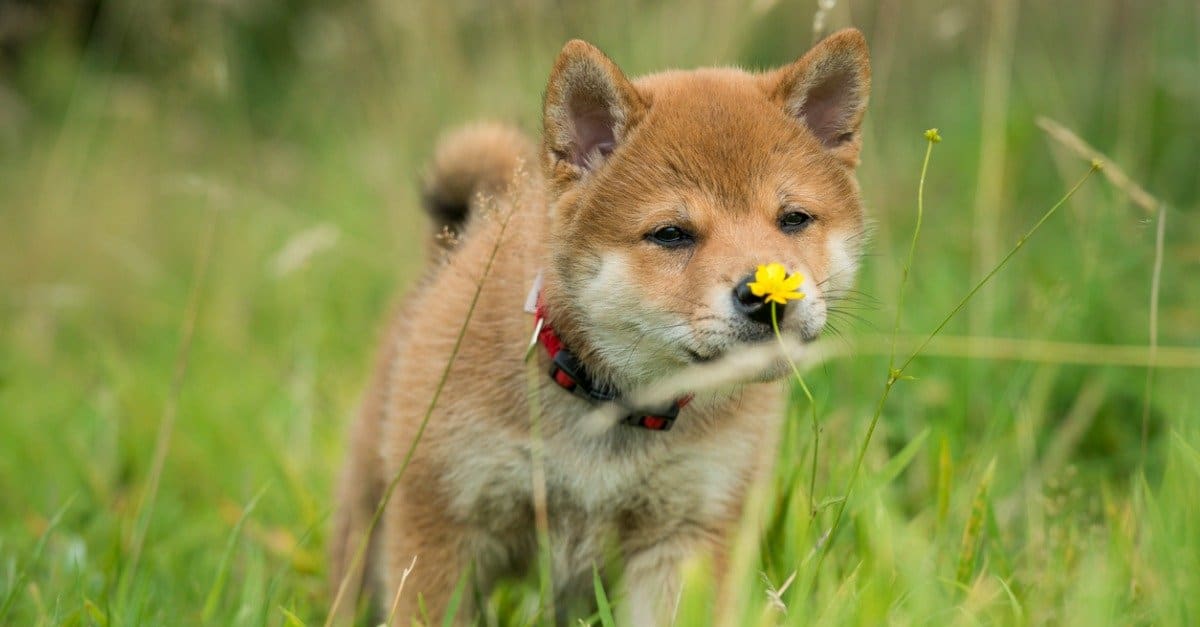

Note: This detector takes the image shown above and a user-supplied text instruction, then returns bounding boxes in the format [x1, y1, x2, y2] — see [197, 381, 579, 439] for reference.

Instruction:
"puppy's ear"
[768, 28, 871, 166]
[543, 40, 644, 178]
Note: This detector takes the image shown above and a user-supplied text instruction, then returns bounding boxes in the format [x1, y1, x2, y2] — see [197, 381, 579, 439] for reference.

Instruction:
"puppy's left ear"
[769, 28, 871, 167]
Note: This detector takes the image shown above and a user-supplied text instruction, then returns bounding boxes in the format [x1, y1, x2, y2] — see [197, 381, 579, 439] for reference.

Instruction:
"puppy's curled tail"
[421, 122, 537, 241]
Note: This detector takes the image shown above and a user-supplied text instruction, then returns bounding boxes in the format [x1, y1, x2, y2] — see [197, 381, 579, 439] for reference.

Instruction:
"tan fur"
[332, 29, 871, 625]
[422, 122, 538, 238]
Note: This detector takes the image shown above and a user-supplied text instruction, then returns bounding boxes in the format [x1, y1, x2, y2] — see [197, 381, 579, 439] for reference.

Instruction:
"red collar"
[533, 298, 692, 431]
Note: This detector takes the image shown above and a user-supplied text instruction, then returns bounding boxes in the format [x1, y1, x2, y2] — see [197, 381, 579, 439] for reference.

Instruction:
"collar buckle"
[623, 405, 680, 431]
[550, 349, 618, 403]
[622, 394, 693, 432]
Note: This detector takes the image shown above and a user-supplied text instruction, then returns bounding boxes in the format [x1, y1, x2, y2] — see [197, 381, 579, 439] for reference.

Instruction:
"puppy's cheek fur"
[581, 254, 692, 376]
[798, 294, 828, 340]
[822, 227, 863, 297]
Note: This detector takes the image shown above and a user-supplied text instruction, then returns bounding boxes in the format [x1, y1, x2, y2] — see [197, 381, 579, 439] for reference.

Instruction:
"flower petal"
[750, 263, 807, 305]
[756, 263, 776, 283]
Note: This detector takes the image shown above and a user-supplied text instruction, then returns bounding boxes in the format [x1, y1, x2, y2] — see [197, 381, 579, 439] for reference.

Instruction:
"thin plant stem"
[1141, 205, 1166, 462]
[889, 131, 937, 373]
[814, 159, 1100, 578]
[897, 163, 1099, 374]
[325, 205, 515, 625]
[384, 556, 418, 627]
[770, 303, 820, 516]
[526, 353, 555, 625]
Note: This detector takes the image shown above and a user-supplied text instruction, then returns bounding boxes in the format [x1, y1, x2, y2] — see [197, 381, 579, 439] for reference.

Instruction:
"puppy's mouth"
[685, 328, 820, 364]
[686, 348, 722, 363]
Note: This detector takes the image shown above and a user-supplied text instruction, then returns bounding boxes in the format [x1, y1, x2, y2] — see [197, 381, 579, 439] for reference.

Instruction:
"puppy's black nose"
[733, 274, 783, 326]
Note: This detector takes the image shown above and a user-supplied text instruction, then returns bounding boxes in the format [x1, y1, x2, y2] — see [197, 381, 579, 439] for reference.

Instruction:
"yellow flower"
[747, 263, 806, 305]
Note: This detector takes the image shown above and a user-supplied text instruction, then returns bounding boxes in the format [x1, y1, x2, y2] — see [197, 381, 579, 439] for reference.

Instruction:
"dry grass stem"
[384, 555, 418, 627]
[324, 196, 517, 625]
[526, 356, 556, 623]
[764, 570, 797, 614]
[857, 334, 1200, 369]
[1035, 116, 1161, 214]
[1142, 206, 1166, 459]
[1035, 115, 1168, 462]
[617, 338, 830, 427]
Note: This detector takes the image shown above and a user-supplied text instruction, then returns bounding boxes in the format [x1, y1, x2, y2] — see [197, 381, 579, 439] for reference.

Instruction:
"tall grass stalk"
[121, 207, 220, 602]
[889, 129, 939, 374]
[1034, 116, 1167, 464]
[324, 203, 516, 625]
[383, 556, 417, 627]
[816, 145, 1100, 575]
[1142, 206, 1166, 461]
[770, 305, 821, 516]
[969, 0, 1018, 334]
[526, 350, 555, 625]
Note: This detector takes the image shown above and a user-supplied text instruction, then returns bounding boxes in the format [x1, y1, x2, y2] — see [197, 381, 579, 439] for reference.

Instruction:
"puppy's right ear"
[542, 40, 644, 179]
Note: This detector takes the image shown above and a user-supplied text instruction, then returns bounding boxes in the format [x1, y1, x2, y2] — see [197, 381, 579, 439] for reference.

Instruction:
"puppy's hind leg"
[329, 399, 387, 622]
[329, 312, 410, 621]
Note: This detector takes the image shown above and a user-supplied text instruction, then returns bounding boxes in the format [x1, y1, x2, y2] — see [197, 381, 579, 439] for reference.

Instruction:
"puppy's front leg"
[618, 536, 705, 627]
[381, 508, 479, 626]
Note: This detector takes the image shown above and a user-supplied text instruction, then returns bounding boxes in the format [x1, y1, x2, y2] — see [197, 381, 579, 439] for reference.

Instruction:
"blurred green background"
[1, 0, 1198, 624]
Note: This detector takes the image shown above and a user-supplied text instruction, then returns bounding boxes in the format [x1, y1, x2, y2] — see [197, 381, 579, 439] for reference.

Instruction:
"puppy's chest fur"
[425, 380, 779, 577]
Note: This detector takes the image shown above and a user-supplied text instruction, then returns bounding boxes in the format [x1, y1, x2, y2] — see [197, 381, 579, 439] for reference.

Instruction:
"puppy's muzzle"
[732, 273, 783, 326]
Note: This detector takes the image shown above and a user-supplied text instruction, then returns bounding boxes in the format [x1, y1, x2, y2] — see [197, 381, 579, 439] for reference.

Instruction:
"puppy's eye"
[647, 226, 694, 248]
[779, 210, 815, 233]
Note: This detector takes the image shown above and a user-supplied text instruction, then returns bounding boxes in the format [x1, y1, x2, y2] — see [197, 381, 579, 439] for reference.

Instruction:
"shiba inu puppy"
[332, 28, 870, 625]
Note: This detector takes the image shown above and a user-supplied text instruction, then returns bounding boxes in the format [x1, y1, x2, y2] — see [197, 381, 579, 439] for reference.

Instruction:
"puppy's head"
[540, 30, 870, 386]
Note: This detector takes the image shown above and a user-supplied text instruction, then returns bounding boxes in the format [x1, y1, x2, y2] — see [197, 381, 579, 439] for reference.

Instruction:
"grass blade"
[202, 485, 269, 621]
[593, 566, 615, 627]
[441, 567, 471, 627]
[956, 458, 996, 586]
[936, 437, 953, 529]
[0, 495, 77, 622]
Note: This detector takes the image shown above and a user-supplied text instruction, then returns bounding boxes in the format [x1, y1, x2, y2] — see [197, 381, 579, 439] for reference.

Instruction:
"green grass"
[2, 0, 1199, 624]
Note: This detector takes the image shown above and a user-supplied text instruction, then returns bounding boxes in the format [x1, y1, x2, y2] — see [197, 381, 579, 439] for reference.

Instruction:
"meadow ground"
[2, 0, 1199, 624]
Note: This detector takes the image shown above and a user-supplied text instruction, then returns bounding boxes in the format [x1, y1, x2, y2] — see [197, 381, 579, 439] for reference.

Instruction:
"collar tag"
[523, 270, 544, 315]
